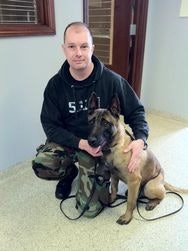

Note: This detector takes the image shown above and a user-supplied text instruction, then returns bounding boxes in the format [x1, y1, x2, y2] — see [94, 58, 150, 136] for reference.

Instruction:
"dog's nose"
[88, 136, 98, 147]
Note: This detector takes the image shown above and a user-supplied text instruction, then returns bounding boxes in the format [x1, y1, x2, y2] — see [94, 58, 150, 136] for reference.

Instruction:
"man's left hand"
[124, 139, 145, 172]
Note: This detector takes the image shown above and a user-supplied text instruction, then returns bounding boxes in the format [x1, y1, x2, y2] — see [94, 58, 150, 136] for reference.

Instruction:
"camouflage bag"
[60, 151, 111, 219]
[75, 151, 111, 218]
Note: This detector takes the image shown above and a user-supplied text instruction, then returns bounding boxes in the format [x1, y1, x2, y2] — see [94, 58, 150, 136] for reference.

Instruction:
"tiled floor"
[0, 113, 188, 251]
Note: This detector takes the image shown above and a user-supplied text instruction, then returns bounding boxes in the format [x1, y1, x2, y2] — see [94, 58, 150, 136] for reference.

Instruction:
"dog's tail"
[164, 181, 188, 194]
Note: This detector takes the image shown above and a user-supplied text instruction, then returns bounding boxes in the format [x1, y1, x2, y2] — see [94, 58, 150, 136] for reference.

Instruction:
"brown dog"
[88, 92, 188, 225]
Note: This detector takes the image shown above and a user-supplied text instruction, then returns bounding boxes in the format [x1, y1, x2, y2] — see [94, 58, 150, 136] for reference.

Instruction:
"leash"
[60, 187, 184, 222]
[136, 191, 184, 221]
[107, 190, 184, 221]
[60, 161, 184, 221]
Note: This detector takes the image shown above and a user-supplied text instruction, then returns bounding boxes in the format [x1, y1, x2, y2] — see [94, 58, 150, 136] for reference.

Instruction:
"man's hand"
[79, 139, 103, 157]
[124, 139, 145, 173]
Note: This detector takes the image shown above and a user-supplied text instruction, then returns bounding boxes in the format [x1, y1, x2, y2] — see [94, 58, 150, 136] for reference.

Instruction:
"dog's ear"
[88, 92, 99, 115]
[109, 94, 120, 118]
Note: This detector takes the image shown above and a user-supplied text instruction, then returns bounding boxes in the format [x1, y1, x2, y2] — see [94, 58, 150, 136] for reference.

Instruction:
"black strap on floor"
[60, 158, 184, 221]
[107, 191, 184, 221]
[136, 191, 184, 221]
[60, 190, 184, 221]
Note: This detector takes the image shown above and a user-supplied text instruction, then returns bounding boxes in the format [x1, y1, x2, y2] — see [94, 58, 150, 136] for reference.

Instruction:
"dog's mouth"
[96, 140, 107, 153]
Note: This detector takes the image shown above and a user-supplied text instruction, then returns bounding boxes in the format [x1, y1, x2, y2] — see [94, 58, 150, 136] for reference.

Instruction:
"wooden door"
[83, 0, 148, 97]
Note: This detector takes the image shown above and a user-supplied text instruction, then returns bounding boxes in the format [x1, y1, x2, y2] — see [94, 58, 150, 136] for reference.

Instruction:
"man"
[32, 22, 149, 201]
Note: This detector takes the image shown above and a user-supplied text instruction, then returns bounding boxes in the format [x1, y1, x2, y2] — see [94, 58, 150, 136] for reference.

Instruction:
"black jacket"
[41, 55, 149, 149]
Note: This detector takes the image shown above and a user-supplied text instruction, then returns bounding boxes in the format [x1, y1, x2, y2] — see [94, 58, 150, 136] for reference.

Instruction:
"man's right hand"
[78, 139, 103, 157]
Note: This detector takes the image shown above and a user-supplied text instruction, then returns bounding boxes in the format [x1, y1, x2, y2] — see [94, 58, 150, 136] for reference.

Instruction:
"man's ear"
[109, 94, 120, 118]
[61, 44, 66, 56]
[61, 44, 65, 50]
[88, 92, 99, 115]
[92, 44, 95, 54]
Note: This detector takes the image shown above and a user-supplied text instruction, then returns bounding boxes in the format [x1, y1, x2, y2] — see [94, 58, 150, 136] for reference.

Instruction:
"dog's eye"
[101, 119, 111, 128]
[89, 118, 95, 125]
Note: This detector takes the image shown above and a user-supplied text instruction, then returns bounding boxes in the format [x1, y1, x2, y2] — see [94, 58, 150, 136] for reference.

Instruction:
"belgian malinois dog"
[88, 92, 188, 225]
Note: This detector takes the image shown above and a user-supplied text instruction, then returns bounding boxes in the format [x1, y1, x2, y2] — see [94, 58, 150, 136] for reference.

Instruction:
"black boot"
[55, 164, 78, 200]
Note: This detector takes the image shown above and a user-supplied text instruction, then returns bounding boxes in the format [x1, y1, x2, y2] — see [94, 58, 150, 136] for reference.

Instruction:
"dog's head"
[87, 92, 121, 150]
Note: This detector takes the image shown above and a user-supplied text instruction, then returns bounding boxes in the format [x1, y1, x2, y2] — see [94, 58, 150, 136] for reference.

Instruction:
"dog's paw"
[145, 204, 155, 211]
[116, 215, 132, 225]
[145, 199, 160, 211]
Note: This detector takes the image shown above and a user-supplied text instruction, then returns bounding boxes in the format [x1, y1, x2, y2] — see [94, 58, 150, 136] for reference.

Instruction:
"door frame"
[129, 0, 148, 96]
[83, 0, 148, 97]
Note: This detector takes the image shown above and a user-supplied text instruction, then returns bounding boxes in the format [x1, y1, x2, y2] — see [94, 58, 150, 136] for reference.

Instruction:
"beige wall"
[141, 0, 188, 120]
[0, 0, 83, 170]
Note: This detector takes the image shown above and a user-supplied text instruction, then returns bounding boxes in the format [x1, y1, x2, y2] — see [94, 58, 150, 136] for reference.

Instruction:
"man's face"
[62, 26, 94, 71]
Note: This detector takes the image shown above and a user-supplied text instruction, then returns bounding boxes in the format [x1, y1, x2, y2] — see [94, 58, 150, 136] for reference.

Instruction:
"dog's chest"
[104, 152, 129, 181]
[105, 146, 130, 167]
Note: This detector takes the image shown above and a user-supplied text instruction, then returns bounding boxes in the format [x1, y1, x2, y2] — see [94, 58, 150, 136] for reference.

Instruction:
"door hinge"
[130, 24, 136, 35]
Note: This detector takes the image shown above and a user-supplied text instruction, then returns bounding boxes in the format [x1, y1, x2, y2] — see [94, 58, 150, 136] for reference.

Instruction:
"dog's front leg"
[117, 176, 141, 225]
[110, 174, 119, 203]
